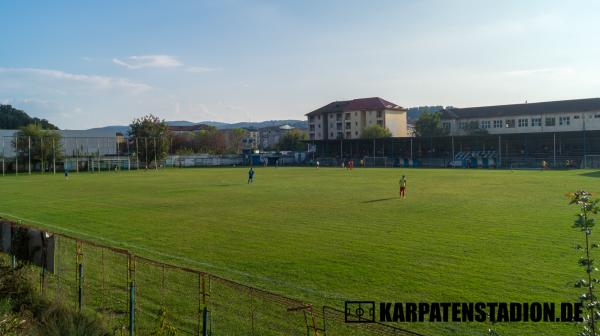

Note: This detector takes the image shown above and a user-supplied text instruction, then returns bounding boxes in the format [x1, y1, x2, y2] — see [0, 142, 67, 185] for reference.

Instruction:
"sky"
[1, 0, 600, 129]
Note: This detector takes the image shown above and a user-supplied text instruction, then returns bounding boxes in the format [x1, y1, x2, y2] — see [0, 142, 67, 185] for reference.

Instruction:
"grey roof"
[441, 98, 600, 119]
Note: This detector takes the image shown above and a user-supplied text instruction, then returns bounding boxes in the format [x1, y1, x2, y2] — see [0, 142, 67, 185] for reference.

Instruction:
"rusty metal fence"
[1, 219, 425, 336]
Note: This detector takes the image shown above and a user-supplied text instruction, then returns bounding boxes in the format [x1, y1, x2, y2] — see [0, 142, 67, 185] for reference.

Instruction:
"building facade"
[441, 98, 600, 136]
[306, 97, 407, 140]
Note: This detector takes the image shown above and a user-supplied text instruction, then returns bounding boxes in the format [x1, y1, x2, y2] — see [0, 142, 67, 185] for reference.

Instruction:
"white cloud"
[0, 67, 152, 94]
[112, 55, 182, 69]
[186, 66, 216, 73]
[503, 67, 574, 77]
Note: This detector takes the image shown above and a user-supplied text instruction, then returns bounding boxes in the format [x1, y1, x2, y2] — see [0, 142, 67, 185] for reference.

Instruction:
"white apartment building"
[306, 97, 407, 140]
[441, 98, 600, 136]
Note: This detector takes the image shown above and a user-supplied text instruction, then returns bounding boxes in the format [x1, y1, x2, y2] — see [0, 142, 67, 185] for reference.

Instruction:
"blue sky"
[1, 0, 599, 129]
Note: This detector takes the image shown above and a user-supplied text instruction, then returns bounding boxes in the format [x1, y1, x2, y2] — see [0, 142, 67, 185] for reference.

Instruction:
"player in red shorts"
[399, 175, 407, 199]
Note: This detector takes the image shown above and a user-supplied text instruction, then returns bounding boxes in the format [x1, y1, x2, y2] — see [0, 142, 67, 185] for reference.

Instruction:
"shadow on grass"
[579, 171, 600, 178]
[362, 197, 397, 203]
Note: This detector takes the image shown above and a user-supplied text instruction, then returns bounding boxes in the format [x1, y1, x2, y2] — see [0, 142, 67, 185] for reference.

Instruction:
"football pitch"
[0, 167, 598, 335]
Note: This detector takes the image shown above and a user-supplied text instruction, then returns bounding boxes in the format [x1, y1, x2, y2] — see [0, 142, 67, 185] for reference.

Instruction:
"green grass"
[0, 167, 599, 335]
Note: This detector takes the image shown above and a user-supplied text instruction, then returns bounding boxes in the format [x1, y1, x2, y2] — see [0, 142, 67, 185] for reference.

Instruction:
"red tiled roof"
[306, 97, 404, 116]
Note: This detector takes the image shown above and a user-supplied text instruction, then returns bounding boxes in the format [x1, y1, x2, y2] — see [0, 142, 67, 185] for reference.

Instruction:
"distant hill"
[200, 120, 307, 130]
[0, 104, 58, 130]
[85, 125, 130, 134]
[85, 119, 307, 133]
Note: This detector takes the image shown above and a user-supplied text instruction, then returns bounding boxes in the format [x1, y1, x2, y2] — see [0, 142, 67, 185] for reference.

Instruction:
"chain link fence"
[0, 219, 426, 336]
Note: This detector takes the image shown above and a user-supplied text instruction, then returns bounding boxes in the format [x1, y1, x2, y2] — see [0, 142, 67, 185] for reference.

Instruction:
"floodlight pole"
[135, 137, 139, 170]
[497, 135, 501, 168]
[41, 136, 44, 174]
[451, 136, 455, 165]
[28, 136, 31, 175]
[117, 138, 120, 171]
[52, 138, 56, 174]
[75, 137, 79, 174]
[144, 138, 148, 169]
[127, 139, 131, 171]
[87, 138, 90, 172]
[153, 137, 158, 170]
[553, 132, 556, 167]
[410, 137, 413, 161]
[97, 138, 100, 172]
[15, 136, 18, 175]
[1, 136, 4, 176]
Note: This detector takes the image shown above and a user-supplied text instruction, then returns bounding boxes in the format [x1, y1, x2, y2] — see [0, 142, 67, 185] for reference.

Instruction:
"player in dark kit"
[248, 167, 255, 184]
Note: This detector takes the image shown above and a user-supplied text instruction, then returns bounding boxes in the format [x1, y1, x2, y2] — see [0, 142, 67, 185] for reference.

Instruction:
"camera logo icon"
[345, 301, 375, 323]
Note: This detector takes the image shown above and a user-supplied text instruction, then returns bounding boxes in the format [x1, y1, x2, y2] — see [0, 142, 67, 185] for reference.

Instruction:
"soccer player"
[248, 167, 255, 184]
[541, 160, 548, 170]
[316, 160, 320, 169]
[399, 175, 407, 199]
[64, 168, 69, 180]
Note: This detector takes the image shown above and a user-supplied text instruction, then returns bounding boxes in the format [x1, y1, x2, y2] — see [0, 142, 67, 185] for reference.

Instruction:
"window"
[330, 132, 333, 137]
[345, 122, 351, 129]
[345, 113, 351, 120]
[574, 115, 580, 119]
[346, 131, 351, 138]
[493, 120, 503, 128]
[337, 132, 343, 139]
[518, 118, 528, 127]
[480, 120, 491, 129]
[309, 133, 315, 140]
[531, 118, 542, 127]
[355, 131, 358, 136]
[309, 116, 314, 122]
[559, 116, 570, 126]
[459, 121, 467, 129]
[355, 121, 358, 126]
[309, 125, 315, 131]
[377, 111, 383, 118]
[377, 120, 383, 126]
[336, 122, 342, 129]
[336, 113, 342, 121]
[442, 122, 451, 129]
[505, 119, 515, 128]
[318, 124, 321, 128]
[595, 114, 600, 119]
[545, 117, 555, 126]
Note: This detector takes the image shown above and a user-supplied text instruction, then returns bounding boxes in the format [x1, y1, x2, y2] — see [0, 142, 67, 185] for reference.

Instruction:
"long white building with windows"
[440, 98, 600, 136]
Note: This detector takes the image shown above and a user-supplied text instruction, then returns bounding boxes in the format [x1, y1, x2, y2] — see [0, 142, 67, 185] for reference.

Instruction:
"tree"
[229, 128, 246, 154]
[12, 123, 63, 171]
[195, 126, 227, 154]
[0, 105, 58, 130]
[414, 111, 448, 137]
[129, 115, 170, 167]
[277, 129, 307, 151]
[361, 125, 392, 139]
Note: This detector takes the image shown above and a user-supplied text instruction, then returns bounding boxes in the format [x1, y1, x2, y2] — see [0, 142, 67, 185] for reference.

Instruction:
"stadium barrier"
[0, 218, 426, 336]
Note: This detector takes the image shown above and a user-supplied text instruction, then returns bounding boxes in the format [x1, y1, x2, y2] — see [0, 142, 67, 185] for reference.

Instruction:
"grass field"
[0, 167, 599, 335]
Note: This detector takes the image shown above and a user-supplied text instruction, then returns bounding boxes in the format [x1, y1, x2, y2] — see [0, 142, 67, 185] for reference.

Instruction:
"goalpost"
[364, 156, 389, 168]
[583, 155, 600, 169]
[90, 158, 131, 172]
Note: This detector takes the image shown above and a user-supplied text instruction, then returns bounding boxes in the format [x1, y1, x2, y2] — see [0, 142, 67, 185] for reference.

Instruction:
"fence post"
[128, 254, 136, 336]
[78, 263, 84, 311]
[202, 307, 209, 336]
[130, 281, 135, 336]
